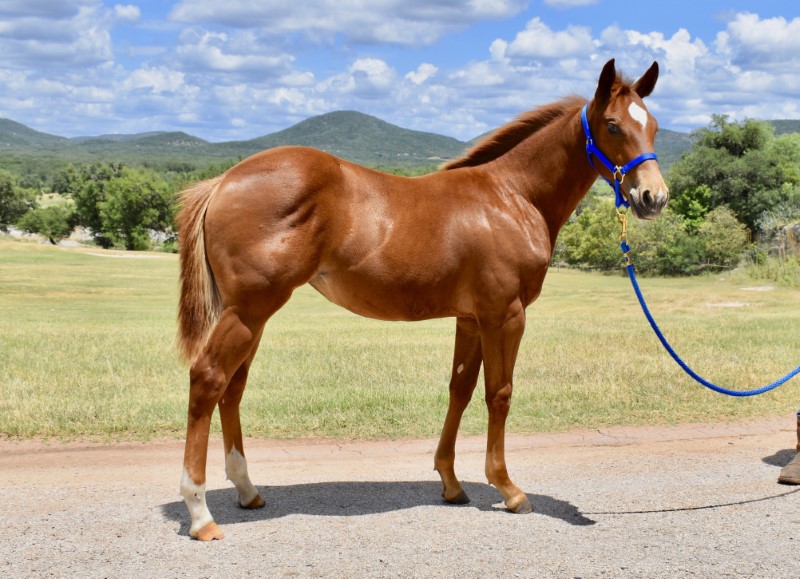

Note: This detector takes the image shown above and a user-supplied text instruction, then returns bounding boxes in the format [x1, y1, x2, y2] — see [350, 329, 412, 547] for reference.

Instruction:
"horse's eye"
[607, 122, 620, 135]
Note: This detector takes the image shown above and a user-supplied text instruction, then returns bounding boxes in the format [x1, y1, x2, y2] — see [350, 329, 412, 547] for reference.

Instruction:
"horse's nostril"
[642, 190, 652, 206]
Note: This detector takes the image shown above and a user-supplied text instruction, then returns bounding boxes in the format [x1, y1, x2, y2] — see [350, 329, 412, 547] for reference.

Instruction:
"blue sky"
[1, 1, 798, 142]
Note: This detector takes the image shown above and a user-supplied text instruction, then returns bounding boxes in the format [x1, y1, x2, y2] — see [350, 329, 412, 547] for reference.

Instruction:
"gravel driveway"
[2, 417, 799, 577]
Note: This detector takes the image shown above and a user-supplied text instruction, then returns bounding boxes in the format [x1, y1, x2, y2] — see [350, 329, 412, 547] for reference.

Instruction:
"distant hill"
[2, 111, 800, 176]
[0, 118, 69, 150]
[654, 128, 696, 170]
[233, 111, 468, 166]
[0, 111, 468, 169]
[769, 120, 800, 136]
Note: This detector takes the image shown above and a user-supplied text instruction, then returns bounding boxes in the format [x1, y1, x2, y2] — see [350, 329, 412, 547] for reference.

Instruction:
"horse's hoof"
[192, 521, 224, 541]
[443, 489, 471, 505]
[241, 493, 266, 509]
[506, 494, 532, 514]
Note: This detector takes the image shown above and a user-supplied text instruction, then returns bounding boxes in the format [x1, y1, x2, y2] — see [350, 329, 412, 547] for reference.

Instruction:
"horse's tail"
[176, 175, 224, 364]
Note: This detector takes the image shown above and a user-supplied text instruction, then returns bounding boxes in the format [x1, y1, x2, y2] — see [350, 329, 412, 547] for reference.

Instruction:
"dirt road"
[2, 417, 799, 577]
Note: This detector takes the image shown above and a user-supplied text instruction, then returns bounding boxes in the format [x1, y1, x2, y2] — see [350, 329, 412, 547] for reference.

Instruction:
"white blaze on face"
[628, 102, 648, 131]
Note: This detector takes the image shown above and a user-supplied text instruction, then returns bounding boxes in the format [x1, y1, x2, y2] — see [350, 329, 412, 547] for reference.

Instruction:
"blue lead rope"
[621, 240, 800, 397]
[581, 100, 799, 396]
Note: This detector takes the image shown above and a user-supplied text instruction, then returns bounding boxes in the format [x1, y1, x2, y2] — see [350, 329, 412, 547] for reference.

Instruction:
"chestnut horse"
[176, 58, 668, 540]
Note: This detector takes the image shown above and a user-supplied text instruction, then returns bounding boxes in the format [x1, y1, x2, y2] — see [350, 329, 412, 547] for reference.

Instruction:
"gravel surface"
[2, 417, 799, 578]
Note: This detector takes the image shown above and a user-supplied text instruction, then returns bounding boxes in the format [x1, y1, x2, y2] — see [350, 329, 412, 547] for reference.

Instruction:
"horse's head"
[586, 59, 668, 220]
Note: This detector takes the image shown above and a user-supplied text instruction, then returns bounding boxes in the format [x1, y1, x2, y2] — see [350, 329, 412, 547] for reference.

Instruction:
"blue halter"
[580, 103, 658, 210]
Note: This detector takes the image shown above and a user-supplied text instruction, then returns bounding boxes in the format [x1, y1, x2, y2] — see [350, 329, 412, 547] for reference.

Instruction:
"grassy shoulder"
[1, 237, 798, 441]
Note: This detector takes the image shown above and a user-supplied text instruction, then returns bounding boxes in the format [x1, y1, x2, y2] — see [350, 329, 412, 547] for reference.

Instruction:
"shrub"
[17, 204, 75, 245]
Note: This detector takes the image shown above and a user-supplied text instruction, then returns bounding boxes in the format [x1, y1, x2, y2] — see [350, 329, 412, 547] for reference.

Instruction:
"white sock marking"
[180, 468, 214, 535]
[628, 102, 648, 130]
[225, 448, 259, 506]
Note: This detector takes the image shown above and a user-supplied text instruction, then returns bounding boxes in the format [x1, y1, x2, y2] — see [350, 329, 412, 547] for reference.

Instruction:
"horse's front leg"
[479, 300, 532, 514]
[434, 317, 482, 504]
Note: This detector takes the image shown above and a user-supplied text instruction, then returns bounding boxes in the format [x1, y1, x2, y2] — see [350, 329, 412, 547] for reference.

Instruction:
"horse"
[176, 58, 669, 540]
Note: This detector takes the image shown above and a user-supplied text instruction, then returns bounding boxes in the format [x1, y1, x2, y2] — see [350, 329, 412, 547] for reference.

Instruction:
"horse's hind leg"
[180, 302, 278, 541]
[434, 318, 482, 504]
[219, 330, 265, 511]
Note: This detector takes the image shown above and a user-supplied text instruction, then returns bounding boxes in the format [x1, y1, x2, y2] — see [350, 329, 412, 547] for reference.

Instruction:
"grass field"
[1, 236, 799, 441]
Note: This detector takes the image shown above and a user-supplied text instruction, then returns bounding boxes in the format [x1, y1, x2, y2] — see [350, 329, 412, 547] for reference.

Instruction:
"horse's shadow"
[762, 448, 795, 468]
[162, 480, 596, 537]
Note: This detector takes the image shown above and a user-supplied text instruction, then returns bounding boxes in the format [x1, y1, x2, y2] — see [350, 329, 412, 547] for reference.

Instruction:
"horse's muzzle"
[628, 185, 669, 220]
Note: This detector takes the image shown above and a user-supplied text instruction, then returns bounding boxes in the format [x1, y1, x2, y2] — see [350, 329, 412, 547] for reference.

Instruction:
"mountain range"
[2, 111, 799, 174]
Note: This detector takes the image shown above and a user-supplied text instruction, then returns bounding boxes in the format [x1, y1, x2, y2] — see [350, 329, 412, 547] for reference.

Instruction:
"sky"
[1, 1, 799, 142]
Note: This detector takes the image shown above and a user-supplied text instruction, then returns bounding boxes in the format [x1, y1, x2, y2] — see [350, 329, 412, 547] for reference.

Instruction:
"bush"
[697, 206, 749, 269]
[17, 204, 75, 245]
[558, 197, 621, 270]
[627, 209, 703, 276]
[745, 255, 800, 287]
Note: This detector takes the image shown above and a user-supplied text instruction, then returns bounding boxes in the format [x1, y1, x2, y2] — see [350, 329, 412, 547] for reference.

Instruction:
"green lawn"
[1, 236, 798, 441]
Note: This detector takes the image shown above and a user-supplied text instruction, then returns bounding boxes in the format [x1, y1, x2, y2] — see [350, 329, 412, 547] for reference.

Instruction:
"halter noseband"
[580, 103, 658, 210]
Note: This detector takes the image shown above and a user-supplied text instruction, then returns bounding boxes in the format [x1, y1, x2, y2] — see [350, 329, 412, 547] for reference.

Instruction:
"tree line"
[0, 161, 231, 250]
[1, 115, 799, 280]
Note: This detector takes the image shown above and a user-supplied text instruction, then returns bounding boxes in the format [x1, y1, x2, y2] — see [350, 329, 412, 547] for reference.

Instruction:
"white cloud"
[346, 58, 398, 98]
[122, 66, 186, 95]
[0, 3, 113, 68]
[113, 4, 140, 22]
[716, 13, 800, 70]
[176, 30, 294, 74]
[608, 27, 709, 79]
[169, 0, 528, 46]
[504, 17, 594, 59]
[405, 63, 438, 85]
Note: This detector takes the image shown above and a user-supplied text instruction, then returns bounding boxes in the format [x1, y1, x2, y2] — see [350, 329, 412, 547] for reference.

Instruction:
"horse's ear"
[633, 61, 659, 98]
[594, 58, 617, 104]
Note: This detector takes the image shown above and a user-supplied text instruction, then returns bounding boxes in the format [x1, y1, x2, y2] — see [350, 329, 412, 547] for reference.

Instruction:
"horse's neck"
[493, 109, 597, 241]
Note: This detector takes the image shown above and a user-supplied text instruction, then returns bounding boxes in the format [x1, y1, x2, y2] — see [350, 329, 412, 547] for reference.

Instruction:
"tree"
[64, 162, 126, 248]
[17, 204, 75, 245]
[98, 167, 176, 250]
[670, 184, 711, 232]
[0, 170, 37, 231]
[668, 116, 800, 233]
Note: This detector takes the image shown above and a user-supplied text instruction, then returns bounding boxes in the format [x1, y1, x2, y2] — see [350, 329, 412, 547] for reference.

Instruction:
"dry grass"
[1, 237, 798, 441]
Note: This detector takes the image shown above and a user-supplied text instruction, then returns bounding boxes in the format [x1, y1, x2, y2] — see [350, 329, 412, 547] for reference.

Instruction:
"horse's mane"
[442, 95, 587, 170]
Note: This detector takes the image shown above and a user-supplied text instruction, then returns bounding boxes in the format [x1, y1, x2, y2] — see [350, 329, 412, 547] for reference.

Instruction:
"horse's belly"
[308, 271, 463, 322]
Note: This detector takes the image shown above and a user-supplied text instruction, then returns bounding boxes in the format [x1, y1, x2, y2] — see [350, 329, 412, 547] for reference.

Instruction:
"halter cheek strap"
[580, 104, 658, 210]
